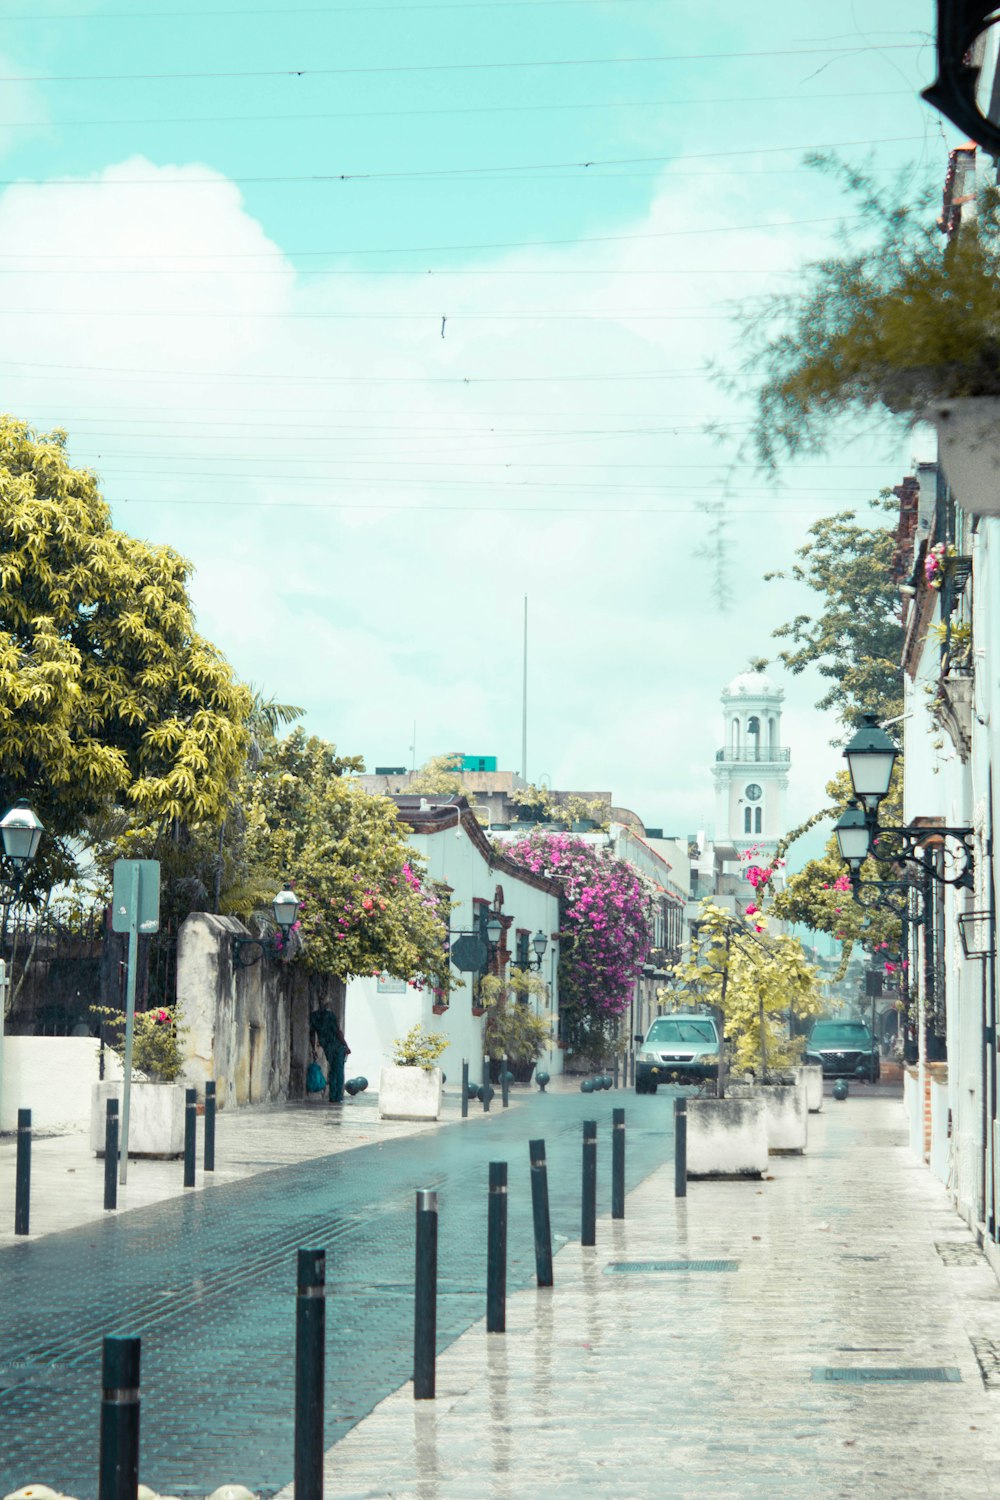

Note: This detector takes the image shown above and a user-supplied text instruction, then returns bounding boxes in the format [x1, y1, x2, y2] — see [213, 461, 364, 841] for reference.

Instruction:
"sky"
[0, 0, 961, 859]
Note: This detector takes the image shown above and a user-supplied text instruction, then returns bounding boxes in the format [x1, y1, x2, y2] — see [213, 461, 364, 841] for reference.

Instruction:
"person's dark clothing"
[310, 1008, 350, 1103]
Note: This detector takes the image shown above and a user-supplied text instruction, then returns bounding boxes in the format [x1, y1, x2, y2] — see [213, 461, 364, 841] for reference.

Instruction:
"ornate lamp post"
[232, 883, 301, 968]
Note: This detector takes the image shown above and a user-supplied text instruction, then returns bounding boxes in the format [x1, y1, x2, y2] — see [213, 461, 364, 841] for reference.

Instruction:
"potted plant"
[734, 158, 1000, 515]
[377, 1023, 448, 1121]
[89, 1005, 190, 1158]
[481, 968, 551, 1084]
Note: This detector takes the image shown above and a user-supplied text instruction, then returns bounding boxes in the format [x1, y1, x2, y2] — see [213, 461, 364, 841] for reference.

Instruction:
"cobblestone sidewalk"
[298, 1096, 1000, 1500]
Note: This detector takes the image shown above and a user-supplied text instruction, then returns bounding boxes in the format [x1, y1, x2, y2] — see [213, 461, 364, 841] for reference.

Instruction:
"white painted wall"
[1, 1037, 123, 1133]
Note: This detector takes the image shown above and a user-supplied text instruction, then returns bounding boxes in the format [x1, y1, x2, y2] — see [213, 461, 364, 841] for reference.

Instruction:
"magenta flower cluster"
[503, 832, 651, 1016]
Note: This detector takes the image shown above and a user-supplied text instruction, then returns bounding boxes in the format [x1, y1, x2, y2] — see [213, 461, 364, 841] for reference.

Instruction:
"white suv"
[635, 1014, 720, 1094]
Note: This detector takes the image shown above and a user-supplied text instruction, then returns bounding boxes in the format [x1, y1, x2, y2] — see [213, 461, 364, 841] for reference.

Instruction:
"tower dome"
[723, 668, 783, 701]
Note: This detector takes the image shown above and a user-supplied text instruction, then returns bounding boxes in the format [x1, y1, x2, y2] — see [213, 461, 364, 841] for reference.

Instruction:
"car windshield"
[646, 1018, 717, 1045]
[810, 1023, 873, 1048]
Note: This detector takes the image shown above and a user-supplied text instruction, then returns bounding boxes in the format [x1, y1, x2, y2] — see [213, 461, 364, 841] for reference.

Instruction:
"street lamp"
[272, 885, 301, 938]
[525, 929, 549, 970]
[0, 799, 44, 875]
[834, 806, 873, 873]
[843, 714, 899, 817]
[232, 883, 301, 968]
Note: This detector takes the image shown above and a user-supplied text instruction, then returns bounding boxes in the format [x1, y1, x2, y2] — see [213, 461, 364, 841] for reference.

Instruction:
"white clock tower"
[711, 668, 789, 859]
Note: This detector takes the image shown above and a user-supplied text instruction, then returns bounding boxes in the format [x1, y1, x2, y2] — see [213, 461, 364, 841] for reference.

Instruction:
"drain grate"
[813, 1367, 961, 1384]
[604, 1260, 738, 1274]
[935, 1241, 985, 1267]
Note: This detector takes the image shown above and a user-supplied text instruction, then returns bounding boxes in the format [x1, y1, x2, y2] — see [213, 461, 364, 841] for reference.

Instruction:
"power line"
[105, 492, 888, 515]
[0, 135, 923, 188]
[0, 358, 711, 384]
[0, 308, 735, 321]
[0, 42, 923, 85]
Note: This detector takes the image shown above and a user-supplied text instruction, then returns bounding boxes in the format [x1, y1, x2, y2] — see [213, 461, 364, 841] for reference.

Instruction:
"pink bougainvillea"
[502, 831, 651, 1017]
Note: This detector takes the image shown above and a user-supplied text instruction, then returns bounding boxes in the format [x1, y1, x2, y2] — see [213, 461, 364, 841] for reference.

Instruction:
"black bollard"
[14, 1107, 30, 1236]
[98, 1335, 141, 1500]
[487, 1161, 507, 1333]
[104, 1099, 119, 1212]
[295, 1247, 326, 1500]
[528, 1138, 553, 1287]
[613, 1053, 619, 1090]
[183, 1087, 197, 1188]
[413, 1189, 438, 1399]
[674, 1096, 688, 1198]
[581, 1119, 597, 1247]
[612, 1107, 625, 1220]
[204, 1080, 216, 1172]
[461, 1059, 469, 1120]
[482, 1055, 491, 1113]
[501, 1059, 510, 1109]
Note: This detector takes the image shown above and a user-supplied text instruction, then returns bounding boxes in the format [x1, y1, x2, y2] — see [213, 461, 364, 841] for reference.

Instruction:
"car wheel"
[647, 1080, 658, 1095]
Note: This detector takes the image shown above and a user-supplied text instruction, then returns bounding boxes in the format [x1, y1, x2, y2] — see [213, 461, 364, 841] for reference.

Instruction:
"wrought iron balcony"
[714, 747, 791, 764]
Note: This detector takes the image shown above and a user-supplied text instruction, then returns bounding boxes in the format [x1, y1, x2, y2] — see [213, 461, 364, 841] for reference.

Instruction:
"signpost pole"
[0, 960, 7, 1135]
[119, 864, 140, 1186]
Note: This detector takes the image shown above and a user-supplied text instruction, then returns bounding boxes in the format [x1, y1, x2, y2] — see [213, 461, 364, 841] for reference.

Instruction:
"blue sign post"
[111, 859, 161, 1184]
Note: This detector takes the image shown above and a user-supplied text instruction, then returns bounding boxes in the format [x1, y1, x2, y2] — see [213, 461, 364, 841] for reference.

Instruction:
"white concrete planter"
[377, 1064, 442, 1121]
[799, 1064, 823, 1114]
[757, 1083, 807, 1153]
[927, 396, 1000, 515]
[686, 1096, 768, 1179]
[90, 1080, 187, 1158]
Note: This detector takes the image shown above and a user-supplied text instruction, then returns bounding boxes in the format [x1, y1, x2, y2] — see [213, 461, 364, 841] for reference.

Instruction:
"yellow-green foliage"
[92, 1004, 187, 1082]
[0, 415, 252, 881]
[672, 902, 823, 1079]
[392, 1024, 449, 1069]
[481, 968, 551, 1061]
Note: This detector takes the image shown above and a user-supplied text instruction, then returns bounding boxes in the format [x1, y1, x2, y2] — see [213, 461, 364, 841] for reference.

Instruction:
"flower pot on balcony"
[686, 1096, 768, 1179]
[927, 397, 1000, 516]
[377, 1064, 442, 1121]
[90, 1080, 187, 1158]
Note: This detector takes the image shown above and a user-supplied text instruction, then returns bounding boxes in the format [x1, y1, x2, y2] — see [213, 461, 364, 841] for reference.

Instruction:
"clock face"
[745, 783, 762, 802]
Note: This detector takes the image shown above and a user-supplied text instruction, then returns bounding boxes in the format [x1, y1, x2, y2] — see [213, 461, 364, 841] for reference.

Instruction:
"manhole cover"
[813, 1367, 961, 1383]
[604, 1260, 738, 1274]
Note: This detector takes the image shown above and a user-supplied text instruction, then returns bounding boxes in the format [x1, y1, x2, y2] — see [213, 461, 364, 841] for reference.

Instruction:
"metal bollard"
[674, 1096, 688, 1198]
[529, 1139, 553, 1287]
[487, 1161, 507, 1333]
[581, 1119, 597, 1247]
[612, 1053, 619, 1090]
[612, 1107, 625, 1219]
[183, 1087, 196, 1188]
[98, 1335, 141, 1500]
[104, 1099, 119, 1212]
[14, 1107, 30, 1236]
[482, 1055, 491, 1113]
[501, 1059, 510, 1109]
[204, 1080, 216, 1172]
[414, 1189, 438, 1399]
[461, 1059, 469, 1120]
[295, 1247, 326, 1500]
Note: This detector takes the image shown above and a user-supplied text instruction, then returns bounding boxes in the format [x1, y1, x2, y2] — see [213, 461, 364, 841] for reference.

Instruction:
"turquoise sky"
[0, 0, 959, 851]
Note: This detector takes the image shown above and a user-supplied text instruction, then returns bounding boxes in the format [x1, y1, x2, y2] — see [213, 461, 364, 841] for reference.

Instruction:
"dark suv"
[805, 1019, 880, 1082]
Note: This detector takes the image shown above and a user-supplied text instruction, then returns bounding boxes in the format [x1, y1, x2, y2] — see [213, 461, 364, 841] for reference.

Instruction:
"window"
[747, 716, 760, 757]
[744, 806, 752, 833]
[754, 807, 762, 834]
[515, 929, 529, 968]
[731, 719, 739, 752]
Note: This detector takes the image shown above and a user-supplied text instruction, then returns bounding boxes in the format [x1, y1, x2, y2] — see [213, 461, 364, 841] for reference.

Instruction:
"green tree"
[242, 730, 451, 986]
[765, 507, 904, 730]
[0, 415, 252, 892]
[672, 903, 823, 1081]
[407, 753, 465, 796]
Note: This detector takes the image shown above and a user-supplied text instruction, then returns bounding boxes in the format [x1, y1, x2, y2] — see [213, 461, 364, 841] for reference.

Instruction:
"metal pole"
[0, 959, 7, 1139]
[521, 592, 528, 781]
[119, 863, 140, 1186]
[461, 1058, 469, 1120]
[482, 1054, 491, 1113]
[294, 1247, 326, 1500]
[759, 995, 767, 1084]
[581, 1119, 597, 1247]
[413, 1189, 438, 1399]
[501, 1058, 510, 1109]
[612, 1107, 625, 1219]
[612, 1052, 619, 1090]
[674, 1097, 687, 1198]
[183, 1088, 196, 1188]
[104, 1099, 119, 1212]
[14, 1106, 30, 1235]
[529, 1139, 553, 1287]
[98, 1336, 141, 1500]
[204, 1080, 216, 1172]
[487, 1161, 507, 1333]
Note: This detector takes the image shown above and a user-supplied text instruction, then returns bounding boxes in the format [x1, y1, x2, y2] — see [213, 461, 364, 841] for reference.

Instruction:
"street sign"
[377, 973, 407, 994]
[112, 860, 161, 934]
[451, 934, 487, 973]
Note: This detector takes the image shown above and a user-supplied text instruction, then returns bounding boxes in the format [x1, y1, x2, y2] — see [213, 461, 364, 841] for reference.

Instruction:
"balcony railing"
[714, 747, 791, 764]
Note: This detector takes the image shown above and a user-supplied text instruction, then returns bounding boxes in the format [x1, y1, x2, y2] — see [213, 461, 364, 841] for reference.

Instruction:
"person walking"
[310, 1006, 351, 1104]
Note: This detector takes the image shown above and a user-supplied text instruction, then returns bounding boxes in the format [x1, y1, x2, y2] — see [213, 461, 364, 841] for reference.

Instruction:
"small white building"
[343, 796, 563, 1091]
[711, 668, 790, 859]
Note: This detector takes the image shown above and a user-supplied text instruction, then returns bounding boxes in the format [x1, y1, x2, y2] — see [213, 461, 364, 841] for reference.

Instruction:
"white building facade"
[711, 669, 790, 859]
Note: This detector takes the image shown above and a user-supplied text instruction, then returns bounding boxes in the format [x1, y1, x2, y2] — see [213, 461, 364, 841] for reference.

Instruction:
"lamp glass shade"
[272, 885, 301, 933]
[843, 714, 899, 808]
[834, 808, 871, 869]
[532, 929, 548, 958]
[485, 915, 503, 945]
[0, 800, 43, 866]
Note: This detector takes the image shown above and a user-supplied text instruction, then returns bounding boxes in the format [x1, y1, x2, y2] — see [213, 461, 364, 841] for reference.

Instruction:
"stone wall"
[176, 913, 342, 1109]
